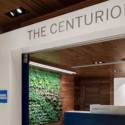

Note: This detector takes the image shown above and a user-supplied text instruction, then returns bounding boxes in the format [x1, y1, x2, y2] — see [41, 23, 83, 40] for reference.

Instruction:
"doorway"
[26, 37, 125, 125]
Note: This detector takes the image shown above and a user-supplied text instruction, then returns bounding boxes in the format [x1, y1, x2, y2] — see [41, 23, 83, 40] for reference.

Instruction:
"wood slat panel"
[60, 91, 74, 98]
[21, 0, 107, 27]
[62, 102, 74, 109]
[30, 38, 125, 78]
[79, 78, 110, 111]
[100, 85, 110, 105]
[53, 73, 74, 125]
[74, 88, 80, 110]
[110, 77, 114, 105]
[0, 0, 107, 33]
[85, 86, 100, 110]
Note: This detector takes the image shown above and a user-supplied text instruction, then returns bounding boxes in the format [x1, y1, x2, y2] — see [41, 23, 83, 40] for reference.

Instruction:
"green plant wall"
[29, 68, 62, 125]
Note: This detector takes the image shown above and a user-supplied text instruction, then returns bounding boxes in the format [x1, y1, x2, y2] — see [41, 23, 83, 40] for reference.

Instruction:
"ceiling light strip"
[29, 61, 76, 74]
[72, 61, 125, 68]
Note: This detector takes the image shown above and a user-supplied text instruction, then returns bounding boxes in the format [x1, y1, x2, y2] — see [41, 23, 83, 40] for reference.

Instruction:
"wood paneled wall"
[110, 77, 114, 105]
[47, 73, 74, 125]
[21, 0, 107, 27]
[74, 81, 80, 110]
[74, 78, 113, 111]
[0, 29, 2, 34]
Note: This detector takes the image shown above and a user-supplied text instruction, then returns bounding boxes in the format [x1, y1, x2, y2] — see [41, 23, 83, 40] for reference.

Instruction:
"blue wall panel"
[0, 90, 7, 103]
[22, 62, 29, 125]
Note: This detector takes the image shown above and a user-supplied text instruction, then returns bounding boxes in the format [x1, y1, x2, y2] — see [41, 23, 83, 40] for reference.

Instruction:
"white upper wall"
[114, 78, 125, 106]
[0, 0, 125, 52]
[0, 0, 125, 125]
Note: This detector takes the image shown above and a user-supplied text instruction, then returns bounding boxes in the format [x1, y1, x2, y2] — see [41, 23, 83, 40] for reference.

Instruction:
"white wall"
[114, 78, 125, 106]
[0, 0, 125, 125]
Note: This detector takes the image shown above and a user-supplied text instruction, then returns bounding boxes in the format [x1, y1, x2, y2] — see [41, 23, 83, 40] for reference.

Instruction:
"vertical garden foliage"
[29, 68, 62, 125]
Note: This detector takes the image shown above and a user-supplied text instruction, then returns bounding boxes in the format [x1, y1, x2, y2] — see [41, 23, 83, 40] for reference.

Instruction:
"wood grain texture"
[49, 73, 74, 125]
[0, 29, 2, 34]
[74, 80, 80, 110]
[79, 78, 111, 111]
[85, 86, 100, 110]
[110, 77, 114, 105]
[30, 38, 125, 78]
[74, 89, 80, 110]
[0, 0, 107, 33]
[21, 0, 107, 27]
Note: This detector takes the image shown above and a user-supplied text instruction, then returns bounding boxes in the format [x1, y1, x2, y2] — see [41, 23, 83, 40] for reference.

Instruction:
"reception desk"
[64, 111, 125, 125]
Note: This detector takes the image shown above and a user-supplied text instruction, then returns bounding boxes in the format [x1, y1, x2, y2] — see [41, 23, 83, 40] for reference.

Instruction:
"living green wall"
[29, 68, 62, 125]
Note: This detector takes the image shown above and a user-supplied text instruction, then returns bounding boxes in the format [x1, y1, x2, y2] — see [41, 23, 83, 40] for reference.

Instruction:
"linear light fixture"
[72, 61, 125, 68]
[29, 61, 76, 74]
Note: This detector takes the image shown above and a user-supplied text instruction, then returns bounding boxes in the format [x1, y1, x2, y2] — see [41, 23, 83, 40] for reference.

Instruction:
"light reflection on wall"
[114, 78, 125, 106]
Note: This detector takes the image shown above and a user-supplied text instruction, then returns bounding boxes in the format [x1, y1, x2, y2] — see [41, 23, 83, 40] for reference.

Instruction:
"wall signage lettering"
[27, 2, 125, 40]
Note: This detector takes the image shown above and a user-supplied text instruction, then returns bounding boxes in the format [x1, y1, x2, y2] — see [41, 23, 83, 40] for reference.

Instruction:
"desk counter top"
[66, 111, 90, 113]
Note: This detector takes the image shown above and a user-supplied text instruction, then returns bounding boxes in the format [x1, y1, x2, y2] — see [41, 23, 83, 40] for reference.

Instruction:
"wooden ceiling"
[0, 0, 107, 33]
[30, 38, 125, 78]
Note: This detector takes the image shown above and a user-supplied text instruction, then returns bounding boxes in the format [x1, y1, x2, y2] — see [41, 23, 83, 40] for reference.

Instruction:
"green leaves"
[29, 91, 58, 125]
[29, 69, 60, 93]
[29, 69, 62, 125]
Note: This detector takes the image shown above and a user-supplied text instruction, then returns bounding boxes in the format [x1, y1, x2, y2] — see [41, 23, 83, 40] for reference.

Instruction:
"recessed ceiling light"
[17, 8, 22, 13]
[94, 62, 98, 64]
[93, 61, 104, 64]
[121, 58, 125, 61]
[113, 70, 121, 73]
[10, 12, 14, 16]
[29, 61, 76, 74]
[5, 7, 28, 18]
[99, 62, 103, 64]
